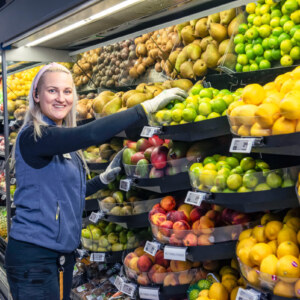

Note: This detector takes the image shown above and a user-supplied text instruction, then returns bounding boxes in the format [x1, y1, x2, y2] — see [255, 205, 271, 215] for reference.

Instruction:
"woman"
[4, 62, 187, 299]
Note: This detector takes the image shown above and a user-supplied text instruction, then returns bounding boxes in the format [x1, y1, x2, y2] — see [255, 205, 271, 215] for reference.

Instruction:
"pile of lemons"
[237, 208, 300, 298]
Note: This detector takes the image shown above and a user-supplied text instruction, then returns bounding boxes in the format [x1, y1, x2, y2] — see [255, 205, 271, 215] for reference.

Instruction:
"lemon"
[238, 247, 255, 267]
[208, 283, 229, 300]
[268, 240, 278, 255]
[219, 266, 238, 277]
[236, 237, 257, 254]
[277, 255, 300, 283]
[294, 278, 300, 298]
[231, 258, 239, 271]
[280, 90, 300, 119]
[286, 217, 300, 232]
[261, 213, 280, 225]
[265, 220, 283, 240]
[222, 274, 238, 282]
[277, 225, 297, 245]
[199, 290, 209, 297]
[274, 280, 295, 297]
[239, 229, 253, 241]
[222, 279, 237, 293]
[242, 84, 266, 105]
[277, 241, 300, 258]
[252, 225, 266, 242]
[297, 230, 300, 245]
[249, 243, 273, 266]
[246, 267, 260, 286]
[260, 254, 278, 282]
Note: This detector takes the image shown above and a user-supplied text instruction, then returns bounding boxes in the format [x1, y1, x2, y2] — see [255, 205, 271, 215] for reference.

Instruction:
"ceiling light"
[26, 0, 144, 47]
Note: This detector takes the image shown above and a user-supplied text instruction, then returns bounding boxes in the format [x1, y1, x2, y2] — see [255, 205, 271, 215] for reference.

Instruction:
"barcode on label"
[90, 252, 105, 262]
[114, 276, 123, 291]
[230, 138, 255, 153]
[141, 126, 160, 138]
[164, 246, 187, 261]
[89, 212, 101, 223]
[144, 241, 159, 256]
[236, 288, 260, 300]
[122, 282, 136, 297]
[119, 179, 131, 192]
[139, 286, 160, 300]
[184, 191, 206, 206]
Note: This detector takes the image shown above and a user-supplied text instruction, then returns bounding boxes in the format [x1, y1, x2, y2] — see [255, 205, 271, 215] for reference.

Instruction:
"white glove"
[100, 148, 124, 184]
[141, 88, 188, 114]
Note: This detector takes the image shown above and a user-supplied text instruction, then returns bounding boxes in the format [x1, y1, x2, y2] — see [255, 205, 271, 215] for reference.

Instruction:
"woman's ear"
[33, 90, 39, 103]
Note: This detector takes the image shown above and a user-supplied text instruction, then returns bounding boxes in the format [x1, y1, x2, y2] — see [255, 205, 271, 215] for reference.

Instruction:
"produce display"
[81, 221, 150, 252]
[235, 0, 300, 72]
[189, 153, 297, 193]
[187, 261, 246, 300]
[149, 197, 253, 246]
[237, 208, 300, 298]
[0, 207, 7, 240]
[83, 138, 123, 164]
[151, 83, 243, 126]
[76, 92, 97, 120]
[228, 66, 300, 136]
[124, 248, 205, 286]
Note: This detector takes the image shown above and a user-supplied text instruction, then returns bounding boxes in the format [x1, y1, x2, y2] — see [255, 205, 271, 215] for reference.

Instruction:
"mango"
[272, 117, 296, 135]
[230, 104, 258, 126]
[255, 103, 280, 128]
[250, 123, 271, 137]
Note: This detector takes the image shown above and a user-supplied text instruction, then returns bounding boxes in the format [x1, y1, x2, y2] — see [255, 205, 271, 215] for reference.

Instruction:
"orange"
[272, 116, 297, 135]
[208, 283, 229, 300]
[265, 220, 283, 240]
[294, 278, 300, 298]
[242, 84, 266, 105]
[277, 225, 297, 245]
[273, 280, 295, 297]
[249, 243, 273, 266]
[277, 241, 300, 258]
[252, 225, 266, 242]
[277, 255, 300, 283]
[280, 90, 300, 120]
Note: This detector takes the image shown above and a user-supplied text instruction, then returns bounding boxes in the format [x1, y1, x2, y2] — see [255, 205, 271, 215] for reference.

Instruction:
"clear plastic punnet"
[189, 164, 299, 194]
[123, 157, 189, 179]
[99, 197, 161, 216]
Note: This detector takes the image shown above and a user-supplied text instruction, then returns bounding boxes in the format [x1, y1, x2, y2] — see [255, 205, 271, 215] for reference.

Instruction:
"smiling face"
[33, 71, 74, 125]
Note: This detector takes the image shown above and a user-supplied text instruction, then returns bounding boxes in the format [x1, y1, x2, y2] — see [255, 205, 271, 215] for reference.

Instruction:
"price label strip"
[164, 245, 187, 261]
[90, 252, 105, 262]
[139, 286, 160, 300]
[144, 241, 160, 257]
[236, 287, 261, 300]
[230, 138, 256, 153]
[119, 179, 132, 192]
[184, 191, 206, 206]
[140, 126, 161, 138]
[121, 282, 136, 298]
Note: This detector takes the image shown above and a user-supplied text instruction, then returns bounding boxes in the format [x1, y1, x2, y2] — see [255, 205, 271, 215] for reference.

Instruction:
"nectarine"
[183, 233, 198, 247]
[173, 220, 190, 239]
[137, 255, 153, 272]
[160, 196, 176, 211]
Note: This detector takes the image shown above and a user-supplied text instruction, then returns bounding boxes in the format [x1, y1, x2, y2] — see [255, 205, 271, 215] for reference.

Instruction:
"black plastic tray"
[158, 116, 230, 142]
[102, 212, 150, 228]
[84, 198, 99, 212]
[202, 186, 298, 213]
[87, 249, 126, 263]
[133, 172, 191, 193]
[87, 162, 109, 171]
[245, 285, 298, 300]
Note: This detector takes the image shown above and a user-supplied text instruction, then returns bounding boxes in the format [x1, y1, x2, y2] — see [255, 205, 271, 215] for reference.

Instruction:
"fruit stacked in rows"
[124, 247, 214, 286]
[76, 92, 97, 120]
[228, 66, 300, 136]
[235, 0, 300, 72]
[237, 209, 300, 298]
[188, 261, 246, 300]
[0, 207, 7, 239]
[150, 197, 251, 246]
[189, 153, 294, 193]
[81, 221, 149, 252]
[152, 84, 242, 126]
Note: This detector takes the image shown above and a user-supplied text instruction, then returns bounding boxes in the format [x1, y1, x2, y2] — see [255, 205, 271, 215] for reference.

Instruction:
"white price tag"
[121, 282, 136, 297]
[89, 211, 104, 223]
[114, 276, 124, 291]
[90, 252, 105, 262]
[77, 249, 88, 259]
[10, 178, 16, 185]
[144, 241, 160, 257]
[76, 285, 86, 292]
[119, 179, 132, 192]
[139, 286, 160, 300]
[184, 191, 206, 206]
[230, 138, 255, 153]
[236, 288, 260, 300]
[140, 126, 161, 138]
[1, 194, 6, 200]
[164, 246, 187, 261]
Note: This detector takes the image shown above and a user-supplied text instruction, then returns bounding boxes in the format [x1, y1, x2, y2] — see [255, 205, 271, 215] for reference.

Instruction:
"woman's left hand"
[99, 148, 124, 184]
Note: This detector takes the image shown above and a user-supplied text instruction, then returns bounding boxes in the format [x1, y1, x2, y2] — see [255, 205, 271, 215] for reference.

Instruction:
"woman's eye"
[65, 90, 72, 94]
[49, 89, 56, 93]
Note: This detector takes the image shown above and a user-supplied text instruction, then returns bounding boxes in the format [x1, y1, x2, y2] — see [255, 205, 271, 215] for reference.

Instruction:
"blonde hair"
[11, 64, 89, 173]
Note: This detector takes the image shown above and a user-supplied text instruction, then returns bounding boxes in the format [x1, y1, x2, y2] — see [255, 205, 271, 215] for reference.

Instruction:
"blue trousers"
[5, 238, 76, 300]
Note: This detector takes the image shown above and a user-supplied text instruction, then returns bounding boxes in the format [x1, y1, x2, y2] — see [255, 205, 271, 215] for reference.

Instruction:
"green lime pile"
[152, 84, 243, 126]
[235, 0, 300, 72]
[188, 280, 212, 300]
[189, 154, 295, 193]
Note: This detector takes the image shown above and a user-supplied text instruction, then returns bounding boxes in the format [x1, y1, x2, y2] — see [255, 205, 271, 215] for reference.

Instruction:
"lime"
[272, 26, 283, 36]
[259, 59, 271, 69]
[280, 39, 293, 54]
[291, 10, 300, 24]
[246, 49, 255, 60]
[240, 157, 256, 171]
[260, 4, 270, 14]
[197, 279, 212, 290]
[246, 27, 259, 40]
[245, 169, 256, 174]
[200, 169, 217, 186]
[204, 163, 217, 171]
[194, 115, 206, 122]
[214, 175, 227, 189]
[283, 20, 295, 33]
[216, 161, 228, 170]
[207, 112, 221, 119]
[278, 32, 291, 43]
[232, 153, 245, 161]
[230, 166, 244, 175]
[218, 155, 227, 161]
[290, 25, 300, 36]
[283, 0, 298, 13]
[227, 174, 243, 190]
[237, 186, 252, 192]
[189, 289, 200, 300]
[182, 108, 197, 122]
[255, 161, 270, 171]
[218, 168, 231, 179]
[190, 84, 203, 95]
[199, 88, 213, 99]
[162, 110, 172, 122]
[203, 157, 216, 165]
[186, 102, 198, 112]
[237, 54, 248, 65]
[190, 162, 203, 172]
[235, 43, 246, 54]
[235, 63, 243, 72]
[254, 16, 262, 27]
[270, 17, 281, 28]
[246, 3, 256, 14]
[271, 48, 281, 60]
[268, 36, 279, 48]
[262, 13, 271, 25]
[245, 44, 253, 51]
[253, 37, 263, 45]
[290, 46, 300, 59]
[211, 98, 227, 114]
[170, 121, 179, 126]
[262, 38, 270, 49]
[247, 14, 256, 25]
[254, 183, 271, 191]
[266, 172, 282, 188]
[250, 63, 259, 71]
[239, 23, 248, 34]
[198, 102, 212, 116]
[253, 44, 264, 56]
[280, 54, 294, 66]
[173, 102, 185, 110]
[243, 173, 259, 188]
[280, 15, 291, 27]
[211, 88, 219, 97]
[171, 108, 183, 122]
[259, 24, 272, 38]
[294, 29, 300, 41]
[271, 9, 282, 18]
[155, 111, 165, 123]
[223, 94, 234, 106]
[264, 51, 272, 63]
[212, 154, 221, 161]
[234, 34, 245, 44]
[226, 157, 240, 168]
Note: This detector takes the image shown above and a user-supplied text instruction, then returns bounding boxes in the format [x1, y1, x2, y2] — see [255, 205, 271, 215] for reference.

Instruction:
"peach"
[163, 273, 179, 286]
[178, 204, 193, 221]
[137, 255, 153, 272]
[160, 196, 176, 211]
[192, 220, 201, 236]
[178, 270, 193, 285]
[173, 220, 190, 239]
[203, 260, 219, 271]
[149, 264, 167, 284]
[129, 256, 140, 273]
[192, 261, 201, 268]
[144, 253, 155, 264]
[149, 207, 166, 218]
[134, 247, 146, 257]
[151, 212, 167, 226]
[199, 216, 215, 234]
[197, 234, 213, 246]
[171, 210, 189, 222]
[183, 233, 198, 247]
[170, 260, 192, 272]
[124, 252, 138, 267]
[166, 210, 176, 221]
[195, 269, 208, 281]
[169, 233, 183, 246]
[212, 204, 223, 211]
[205, 210, 218, 220]
[155, 250, 169, 268]
[137, 273, 150, 286]
[159, 220, 174, 237]
[190, 207, 205, 223]
[155, 230, 168, 243]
